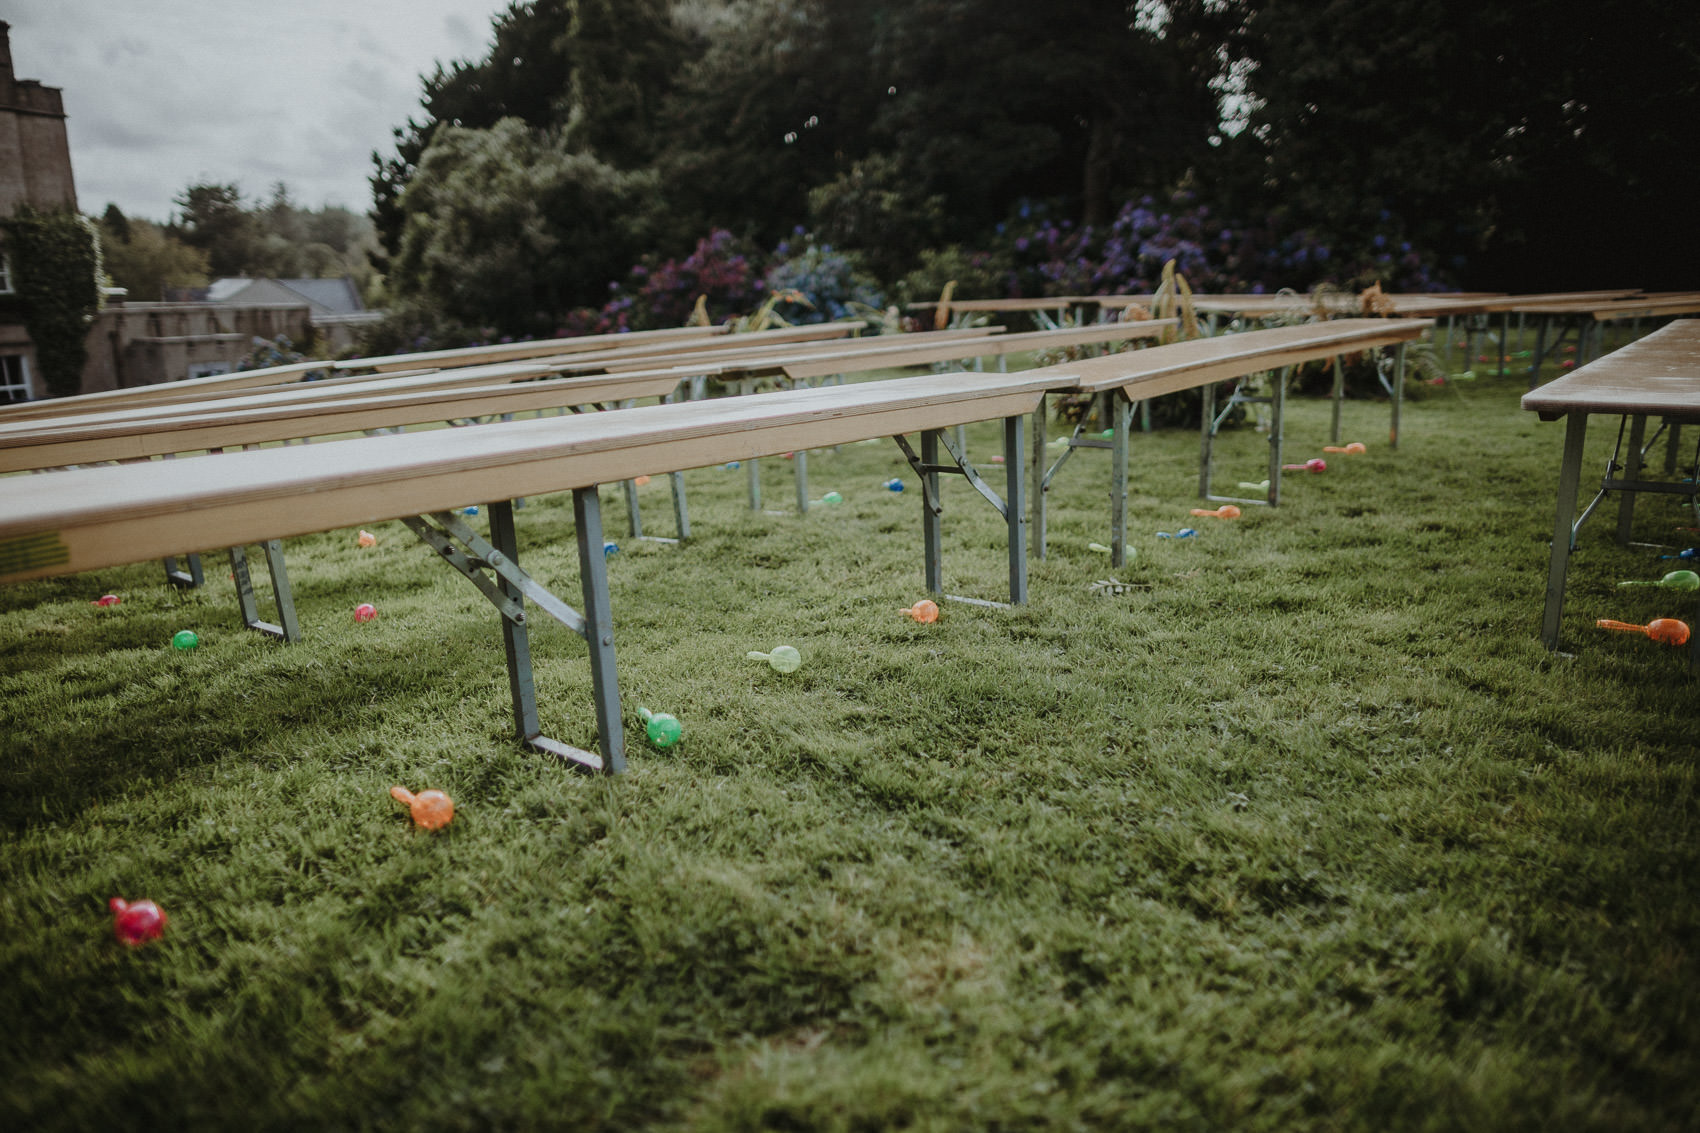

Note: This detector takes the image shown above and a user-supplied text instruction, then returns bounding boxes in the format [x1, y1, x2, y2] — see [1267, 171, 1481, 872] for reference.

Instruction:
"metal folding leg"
[1034, 394, 1118, 561]
[228, 540, 300, 642]
[401, 498, 623, 773]
[893, 414, 1028, 606]
[1200, 368, 1286, 508]
[621, 472, 689, 544]
[162, 553, 203, 588]
[1541, 413, 1590, 649]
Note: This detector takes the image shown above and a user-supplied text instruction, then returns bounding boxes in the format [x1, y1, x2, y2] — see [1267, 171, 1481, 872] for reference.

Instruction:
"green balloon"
[171, 630, 199, 651]
[640, 708, 682, 748]
[1620, 569, 1700, 591]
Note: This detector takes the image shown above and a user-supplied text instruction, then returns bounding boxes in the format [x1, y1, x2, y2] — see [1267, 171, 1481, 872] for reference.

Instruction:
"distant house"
[195, 276, 384, 352]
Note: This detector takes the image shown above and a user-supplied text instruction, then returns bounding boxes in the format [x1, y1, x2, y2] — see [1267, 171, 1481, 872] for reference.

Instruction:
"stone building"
[0, 18, 79, 402]
[0, 22, 370, 403]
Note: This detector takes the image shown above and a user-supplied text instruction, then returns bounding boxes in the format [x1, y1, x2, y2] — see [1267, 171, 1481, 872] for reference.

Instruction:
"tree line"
[96, 183, 378, 304]
[361, 0, 1697, 342]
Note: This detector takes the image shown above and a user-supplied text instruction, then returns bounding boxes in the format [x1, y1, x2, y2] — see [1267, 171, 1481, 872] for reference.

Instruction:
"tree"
[98, 215, 210, 301]
[370, 0, 578, 269]
[389, 117, 659, 332]
[1204, 0, 1700, 290]
[170, 182, 260, 277]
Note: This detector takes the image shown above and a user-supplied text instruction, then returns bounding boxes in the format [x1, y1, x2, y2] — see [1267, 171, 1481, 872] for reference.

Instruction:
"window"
[0, 250, 12, 295]
[0, 354, 32, 404]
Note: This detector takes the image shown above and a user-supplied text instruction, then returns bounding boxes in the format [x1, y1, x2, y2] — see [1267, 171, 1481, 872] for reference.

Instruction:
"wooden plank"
[1043, 318, 1431, 398]
[350, 322, 730, 372]
[0, 369, 688, 472]
[0, 371, 1056, 583]
[1522, 320, 1700, 422]
[592, 324, 1000, 375]
[372, 318, 877, 374]
[779, 321, 1174, 381]
[0, 321, 860, 423]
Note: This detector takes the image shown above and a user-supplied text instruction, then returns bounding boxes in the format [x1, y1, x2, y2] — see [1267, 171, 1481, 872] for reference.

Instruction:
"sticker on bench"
[0, 531, 71, 579]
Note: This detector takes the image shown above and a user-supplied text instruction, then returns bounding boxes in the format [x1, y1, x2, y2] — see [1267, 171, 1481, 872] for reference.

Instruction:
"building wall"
[0, 21, 78, 215]
[0, 21, 77, 402]
[79, 302, 315, 395]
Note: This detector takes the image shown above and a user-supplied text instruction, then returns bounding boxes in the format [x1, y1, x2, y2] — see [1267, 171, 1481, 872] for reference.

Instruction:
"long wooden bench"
[0, 323, 744, 423]
[0, 317, 1437, 770]
[0, 323, 1124, 638]
[1020, 318, 1433, 566]
[1522, 318, 1700, 660]
[0, 370, 1056, 773]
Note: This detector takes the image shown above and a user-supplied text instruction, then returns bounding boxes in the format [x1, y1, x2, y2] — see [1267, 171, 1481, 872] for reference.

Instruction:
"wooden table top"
[0, 370, 1057, 583]
[1046, 318, 1431, 397]
[1522, 319, 1700, 422]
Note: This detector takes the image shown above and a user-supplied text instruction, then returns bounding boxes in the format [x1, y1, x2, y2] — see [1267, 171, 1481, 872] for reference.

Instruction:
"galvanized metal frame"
[400, 496, 624, 774]
[228, 539, 300, 642]
[1199, 366, 1288, 510]
[161, 553, 203, 588]
[1540, 411, 1700, 661]
[892, 414, 1029, 606]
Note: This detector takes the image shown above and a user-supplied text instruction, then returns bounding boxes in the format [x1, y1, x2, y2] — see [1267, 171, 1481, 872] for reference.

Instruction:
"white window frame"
[0, 353, 33, 403]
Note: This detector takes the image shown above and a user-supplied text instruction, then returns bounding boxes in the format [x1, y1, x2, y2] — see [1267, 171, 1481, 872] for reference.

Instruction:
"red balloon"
[110, 897, 167, 945]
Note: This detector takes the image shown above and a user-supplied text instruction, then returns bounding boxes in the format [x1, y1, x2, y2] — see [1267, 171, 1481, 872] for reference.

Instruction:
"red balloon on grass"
[110, 897, 167, 945]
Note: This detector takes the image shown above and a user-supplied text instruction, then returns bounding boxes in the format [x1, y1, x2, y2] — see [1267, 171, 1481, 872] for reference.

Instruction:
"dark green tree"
[389, 117, 658, 330]
[370, 0, 577, 269]
[170, 182, 260, 277]
[1204, 0, 1700, 289]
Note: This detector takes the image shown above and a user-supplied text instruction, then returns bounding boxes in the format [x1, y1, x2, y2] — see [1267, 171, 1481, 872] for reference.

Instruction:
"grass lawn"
[2, 340, 1696, 1130]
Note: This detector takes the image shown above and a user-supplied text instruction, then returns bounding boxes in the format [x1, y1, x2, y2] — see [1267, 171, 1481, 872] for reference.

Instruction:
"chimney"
[0, 22, 13, 85]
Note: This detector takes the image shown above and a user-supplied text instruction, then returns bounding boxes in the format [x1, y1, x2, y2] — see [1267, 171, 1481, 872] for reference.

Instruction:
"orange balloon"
[1190, 504, 1241, 518]
[900, 599, 940, 624]
[1596, 617, 1691, 647]
[391, 785, 455, 829]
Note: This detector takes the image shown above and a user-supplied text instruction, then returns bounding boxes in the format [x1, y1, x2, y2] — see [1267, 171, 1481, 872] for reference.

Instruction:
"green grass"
[2, 348, 1696, 1131]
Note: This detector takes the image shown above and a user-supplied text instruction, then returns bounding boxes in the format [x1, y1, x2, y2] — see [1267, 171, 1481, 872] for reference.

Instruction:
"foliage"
[585, 228, 766, 333]
[804, 153, 945, 283]
[2, 358, 1697, 1129]
[897, 246, 1015, 311]
[169, 183, 256, 277]
[1, 206, 101, 398]
[96, 213, 209, 302]
[139, 183, 379, 297]
[999, 192, 1452, 300]
[237, 334, 304, 372]
[1203, 0, 1700, 290]
[388, 117, 660, 333]
[762, 238, 886, 325]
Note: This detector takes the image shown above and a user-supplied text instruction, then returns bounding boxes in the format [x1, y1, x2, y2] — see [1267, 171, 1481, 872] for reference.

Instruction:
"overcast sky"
[3, 0, 513, 222]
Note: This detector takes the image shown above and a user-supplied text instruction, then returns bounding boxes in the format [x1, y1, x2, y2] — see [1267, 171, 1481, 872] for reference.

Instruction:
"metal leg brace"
[892, 414, 1028, 606]
[1199, 369, 1287, 507]
[401, 497, 624, 773]
[228, 540, 300, 642]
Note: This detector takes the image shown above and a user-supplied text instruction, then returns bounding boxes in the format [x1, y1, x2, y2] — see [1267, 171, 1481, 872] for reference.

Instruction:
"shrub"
[763, 238, 886, 325]
[2, 206, 101, 398]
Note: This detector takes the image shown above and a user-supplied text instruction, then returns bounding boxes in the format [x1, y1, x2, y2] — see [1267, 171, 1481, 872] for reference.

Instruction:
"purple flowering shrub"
[763, 239, 886, 324]
[997, 193, 1453, 299]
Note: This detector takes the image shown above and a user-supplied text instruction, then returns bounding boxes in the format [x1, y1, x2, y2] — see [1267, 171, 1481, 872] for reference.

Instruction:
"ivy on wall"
[2, 206, 102, 399]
